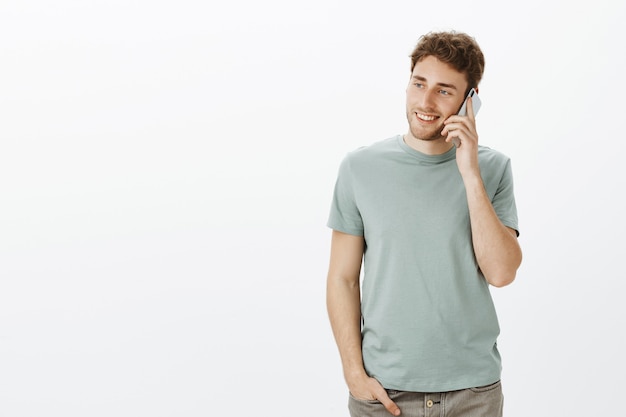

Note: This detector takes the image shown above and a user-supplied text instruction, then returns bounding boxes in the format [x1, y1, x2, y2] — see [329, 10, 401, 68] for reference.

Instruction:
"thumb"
[377, 390, 401, 416]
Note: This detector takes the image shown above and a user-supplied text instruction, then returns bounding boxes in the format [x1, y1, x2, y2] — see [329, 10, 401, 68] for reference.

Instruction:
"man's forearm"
[327, 277, 367, 382]
[464, 175, 522, 287]
[327, 275, 401, 415]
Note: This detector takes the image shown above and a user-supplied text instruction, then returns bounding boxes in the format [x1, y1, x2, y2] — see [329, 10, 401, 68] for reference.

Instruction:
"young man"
[326, 31, 522, 417]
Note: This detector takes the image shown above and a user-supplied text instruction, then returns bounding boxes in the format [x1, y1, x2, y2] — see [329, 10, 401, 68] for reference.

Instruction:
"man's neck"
[403, 133, 455, 155]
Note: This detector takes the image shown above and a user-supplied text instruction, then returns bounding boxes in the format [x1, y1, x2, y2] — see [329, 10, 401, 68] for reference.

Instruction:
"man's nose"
[420, 90, 436, 110]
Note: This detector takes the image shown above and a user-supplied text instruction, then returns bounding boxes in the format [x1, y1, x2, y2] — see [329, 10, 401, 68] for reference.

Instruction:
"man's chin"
[409, 128, 445, 142]
[406, 116, 445, 141]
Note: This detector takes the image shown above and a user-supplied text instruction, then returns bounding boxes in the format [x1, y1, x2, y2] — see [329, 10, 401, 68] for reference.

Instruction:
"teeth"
[416, 113, 436, 121]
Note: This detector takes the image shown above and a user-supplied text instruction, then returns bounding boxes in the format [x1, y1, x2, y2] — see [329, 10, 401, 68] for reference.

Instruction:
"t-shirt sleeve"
[327, 155, 364, 236]
[492, 158, 520, 236]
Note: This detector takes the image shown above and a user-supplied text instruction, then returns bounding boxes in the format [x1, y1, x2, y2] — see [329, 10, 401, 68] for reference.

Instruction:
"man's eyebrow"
[411, 75, 458, 90]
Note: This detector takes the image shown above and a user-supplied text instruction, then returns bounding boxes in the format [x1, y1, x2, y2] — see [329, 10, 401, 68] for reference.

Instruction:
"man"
[326, 31, 522, 417]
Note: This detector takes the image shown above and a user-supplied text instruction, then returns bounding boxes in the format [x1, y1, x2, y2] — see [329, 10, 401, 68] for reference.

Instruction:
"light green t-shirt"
[327, 135, 519, 392]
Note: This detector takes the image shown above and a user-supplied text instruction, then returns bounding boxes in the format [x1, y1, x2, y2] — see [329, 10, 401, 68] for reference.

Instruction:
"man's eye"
[439, 90, 450, 95]
[413, 83, 423, 88]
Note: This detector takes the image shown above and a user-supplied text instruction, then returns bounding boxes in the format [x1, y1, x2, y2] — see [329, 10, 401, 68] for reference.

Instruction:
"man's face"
[405, 55, 469, 142]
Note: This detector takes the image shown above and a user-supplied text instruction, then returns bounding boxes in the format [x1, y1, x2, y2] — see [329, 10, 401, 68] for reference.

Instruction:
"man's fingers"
[352, 377, 402, 416]
[442, 123, 466, 146]
[382, 398, 401, 416]
[467, 96, 475, 121]
[374, 387, 401, 416]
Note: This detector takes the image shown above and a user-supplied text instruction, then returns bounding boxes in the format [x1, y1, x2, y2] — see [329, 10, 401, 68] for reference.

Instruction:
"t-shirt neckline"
[396, 134, 457, 164]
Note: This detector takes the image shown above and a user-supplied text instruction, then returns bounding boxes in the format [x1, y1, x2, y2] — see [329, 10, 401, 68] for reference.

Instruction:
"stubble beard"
[406, 110, 445, 141]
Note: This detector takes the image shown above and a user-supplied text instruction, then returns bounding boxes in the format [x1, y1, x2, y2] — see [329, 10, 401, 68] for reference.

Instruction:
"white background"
[1, 1, 625, 416]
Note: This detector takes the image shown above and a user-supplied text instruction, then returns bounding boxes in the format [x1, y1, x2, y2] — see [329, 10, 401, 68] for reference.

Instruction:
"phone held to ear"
[457, 88, 481, 117]
[452, 88, 481, 147]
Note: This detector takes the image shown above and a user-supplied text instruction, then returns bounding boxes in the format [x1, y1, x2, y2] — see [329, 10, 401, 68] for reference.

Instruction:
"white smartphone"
[457, 87, 481, 117]
[452, 88, 481, 147]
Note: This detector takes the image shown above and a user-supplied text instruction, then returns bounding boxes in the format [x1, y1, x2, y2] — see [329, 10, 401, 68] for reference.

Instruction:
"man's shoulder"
[477, 145, 514, 179]
[478, 145, 511, 164]
[344, 135, 400, 161]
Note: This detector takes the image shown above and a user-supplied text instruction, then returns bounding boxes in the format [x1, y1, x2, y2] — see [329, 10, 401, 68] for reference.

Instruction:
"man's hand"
[348, 374, 401, 416]
[441, 95, 480, 178]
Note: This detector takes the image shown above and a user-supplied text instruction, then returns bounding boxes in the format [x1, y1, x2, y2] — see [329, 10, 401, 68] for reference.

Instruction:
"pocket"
[469, 380, 501, 393]
[348, 392, 381, 404]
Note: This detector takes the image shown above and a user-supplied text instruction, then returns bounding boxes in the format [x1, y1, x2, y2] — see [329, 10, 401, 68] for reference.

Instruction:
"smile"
[416, 112, 438, 121]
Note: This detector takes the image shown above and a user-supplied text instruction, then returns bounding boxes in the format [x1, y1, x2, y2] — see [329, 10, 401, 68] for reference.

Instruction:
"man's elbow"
[484, 245, 522, 287]
[484, 257, 522, 287]
[486, 271, 517, 288]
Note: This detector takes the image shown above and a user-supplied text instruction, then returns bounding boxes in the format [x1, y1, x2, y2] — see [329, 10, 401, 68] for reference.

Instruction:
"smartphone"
[457, 88, 481, 117]
[453, 88, 481, 147]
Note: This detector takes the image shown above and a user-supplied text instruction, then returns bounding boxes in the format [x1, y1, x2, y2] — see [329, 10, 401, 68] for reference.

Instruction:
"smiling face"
[405, 55, 469, 144]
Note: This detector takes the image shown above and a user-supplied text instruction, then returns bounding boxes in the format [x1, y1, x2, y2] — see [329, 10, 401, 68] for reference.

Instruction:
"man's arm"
[443, 97, 522, 287]
[463, 178, 522, 287]
[326, 230, 400, 416]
